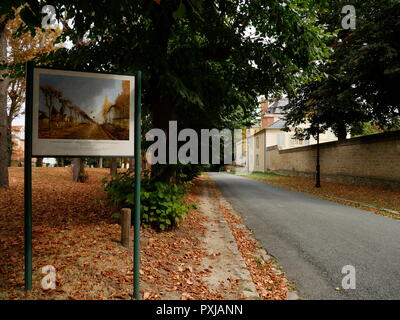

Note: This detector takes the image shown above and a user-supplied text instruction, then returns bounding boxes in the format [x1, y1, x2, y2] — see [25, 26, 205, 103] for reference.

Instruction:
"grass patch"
[234, 171, 282, 180]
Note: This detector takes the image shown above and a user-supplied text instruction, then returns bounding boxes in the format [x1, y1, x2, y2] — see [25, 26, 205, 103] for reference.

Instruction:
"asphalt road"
[209, 172, 400, 300]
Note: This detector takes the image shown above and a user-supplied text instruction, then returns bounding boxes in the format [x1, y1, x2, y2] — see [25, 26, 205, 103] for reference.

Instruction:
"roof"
[268, 98, 289, 114]
[266, 119, 286, 130]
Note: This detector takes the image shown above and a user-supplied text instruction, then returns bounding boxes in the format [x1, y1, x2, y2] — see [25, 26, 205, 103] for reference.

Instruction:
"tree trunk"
[98, 157, 103, 168]
[7, 124, 12, 166]
[148, 17, 173, 182]
[0, 27, 9, 189]
[128, 157, 134, 173]
[36, 157, 43, 167]
[150, 97, 175, 181]
[72, 158, 87, 182]
[110, 158, 117, 176]
[337, 124, 347, 141]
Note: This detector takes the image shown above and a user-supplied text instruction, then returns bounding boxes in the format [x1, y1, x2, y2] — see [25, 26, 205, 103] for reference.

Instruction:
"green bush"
[102, 171, 195, 231]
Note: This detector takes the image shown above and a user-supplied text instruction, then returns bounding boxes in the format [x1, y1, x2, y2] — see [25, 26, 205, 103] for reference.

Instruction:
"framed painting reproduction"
[31, 67, 135, 157]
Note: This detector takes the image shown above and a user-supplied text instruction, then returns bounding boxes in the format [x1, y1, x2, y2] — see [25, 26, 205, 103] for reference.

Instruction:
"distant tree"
[86, 157, 98, 168]
[56, 157, 64, 167]
[72, 158, 87, 182]
[36, 157, 43, 167]
[110, 158, 118, 176]
[0, 6, 61, 188]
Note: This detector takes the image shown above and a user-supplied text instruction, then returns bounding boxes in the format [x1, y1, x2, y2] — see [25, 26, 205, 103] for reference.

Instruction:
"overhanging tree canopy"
[283, 0, 400, 140]
[1, 0, 332, 178]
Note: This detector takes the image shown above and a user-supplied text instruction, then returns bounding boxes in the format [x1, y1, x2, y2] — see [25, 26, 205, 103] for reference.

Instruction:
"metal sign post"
[24, 63, 142, 299]
[134, 71, 142, 300]
[24, 62, 34, 291]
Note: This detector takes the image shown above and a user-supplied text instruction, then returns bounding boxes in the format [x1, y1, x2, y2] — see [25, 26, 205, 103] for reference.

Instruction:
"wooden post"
[121, 208, 131, 248]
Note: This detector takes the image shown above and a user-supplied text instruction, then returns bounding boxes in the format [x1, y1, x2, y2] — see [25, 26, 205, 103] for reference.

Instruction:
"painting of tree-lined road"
[38, 73, 131, 140]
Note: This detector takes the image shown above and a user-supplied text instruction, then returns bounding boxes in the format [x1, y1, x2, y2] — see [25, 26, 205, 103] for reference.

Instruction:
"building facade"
[243, 98, 339, 172]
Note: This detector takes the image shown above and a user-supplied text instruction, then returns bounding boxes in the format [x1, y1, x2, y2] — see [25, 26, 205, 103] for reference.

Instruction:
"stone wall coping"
[266, 130, 400, 154]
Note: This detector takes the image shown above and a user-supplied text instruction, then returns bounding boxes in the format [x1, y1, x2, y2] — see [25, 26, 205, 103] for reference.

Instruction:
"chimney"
[262, 116, 275, 129]
[261, 101, 269, 116]
[260, 100, 274, 129]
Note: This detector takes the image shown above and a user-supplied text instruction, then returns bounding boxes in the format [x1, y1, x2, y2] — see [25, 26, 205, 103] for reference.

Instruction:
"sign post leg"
[134, 71, 142, 300]
[24, 62, 33, 291]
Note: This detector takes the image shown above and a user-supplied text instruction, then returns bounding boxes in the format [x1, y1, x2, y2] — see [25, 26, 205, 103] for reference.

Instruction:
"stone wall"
[265, 131, 400, 190]
[253, 130, 266, 172]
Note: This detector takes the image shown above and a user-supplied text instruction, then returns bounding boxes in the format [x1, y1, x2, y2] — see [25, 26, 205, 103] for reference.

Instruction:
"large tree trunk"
[0, 26, 9, 189]
[110, 158, 117, 176]
[150, 97, 175, 181]
[7, 124, 12, 166]
[98, 157, 103, 168]
[72, 158, 87, 182]
[148, 16, 174, 182]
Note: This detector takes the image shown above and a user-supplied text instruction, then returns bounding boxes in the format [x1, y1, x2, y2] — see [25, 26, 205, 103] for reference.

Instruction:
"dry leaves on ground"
[0, 168, 260, 300]
[208, 179, 289, 300]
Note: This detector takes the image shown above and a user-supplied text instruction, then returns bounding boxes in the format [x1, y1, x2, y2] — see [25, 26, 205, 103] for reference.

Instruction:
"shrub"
[102, 171, 195, 231]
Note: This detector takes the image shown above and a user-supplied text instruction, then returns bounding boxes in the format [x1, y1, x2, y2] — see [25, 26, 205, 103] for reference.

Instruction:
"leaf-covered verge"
[0, 168, 124, 299]
[0, 168, 289, 300]
[208, 179, 289, 300]
[234, 171, 400, 220]
[0, 168, 220, 299]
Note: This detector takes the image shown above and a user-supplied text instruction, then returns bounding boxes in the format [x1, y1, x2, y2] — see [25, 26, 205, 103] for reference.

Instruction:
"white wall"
[266, 126, 339, 150]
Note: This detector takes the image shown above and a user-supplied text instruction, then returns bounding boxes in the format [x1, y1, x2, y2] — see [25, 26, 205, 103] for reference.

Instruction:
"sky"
[39, 73, 122, 123]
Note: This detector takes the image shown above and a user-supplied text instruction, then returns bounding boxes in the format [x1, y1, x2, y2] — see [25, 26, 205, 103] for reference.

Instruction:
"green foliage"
[103, 171, 195, 231]
[111, 212, 121, 222]
[351, 122, 382, 138]
[1, 0, 330, 131]
[85, 157, 99, 167]
[1, 1, 334, 182]
[284, 0, 400, 139]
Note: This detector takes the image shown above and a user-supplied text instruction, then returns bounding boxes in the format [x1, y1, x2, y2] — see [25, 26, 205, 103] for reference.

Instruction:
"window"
[256, 154, 259, 166]
[256, 136, 260, 149]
